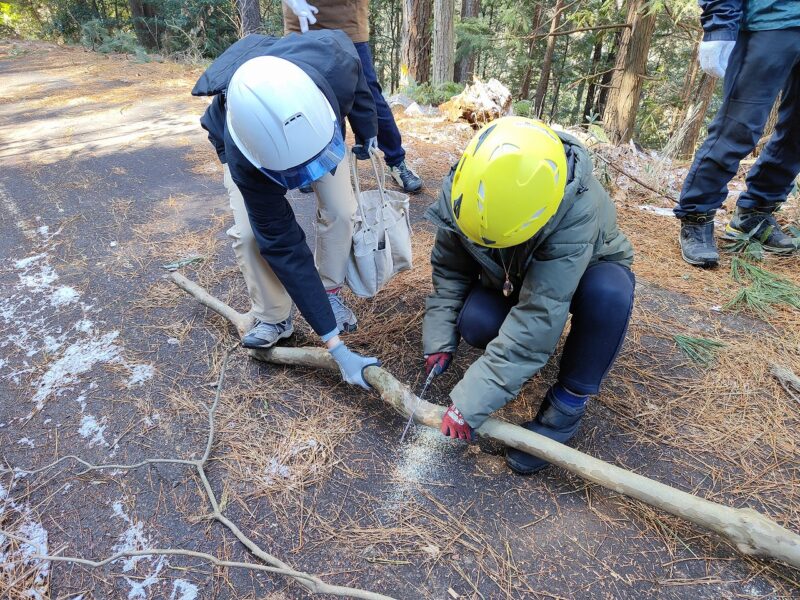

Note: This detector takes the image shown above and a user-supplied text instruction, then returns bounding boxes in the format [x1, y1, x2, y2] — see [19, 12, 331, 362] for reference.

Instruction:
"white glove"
[328, 342, 380, 389]
[698, 40, 735, 79]
[283, 0, 318, 33]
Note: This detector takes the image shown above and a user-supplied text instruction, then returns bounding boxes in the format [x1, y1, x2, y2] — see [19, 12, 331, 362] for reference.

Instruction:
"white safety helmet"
[225, 55, 345, 189]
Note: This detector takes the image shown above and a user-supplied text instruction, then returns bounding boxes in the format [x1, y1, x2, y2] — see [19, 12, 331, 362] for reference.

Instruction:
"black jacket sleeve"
[199, 94, 227, 164]
[698, 0, 743, 41]
[348, 61, 378, 143]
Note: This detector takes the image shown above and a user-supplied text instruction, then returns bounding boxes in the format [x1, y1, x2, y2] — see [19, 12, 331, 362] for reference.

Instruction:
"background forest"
[1, 0, 737, 155]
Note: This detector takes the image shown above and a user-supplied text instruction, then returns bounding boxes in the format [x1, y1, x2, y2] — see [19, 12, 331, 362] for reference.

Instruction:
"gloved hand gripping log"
[170, 272, 800, 570]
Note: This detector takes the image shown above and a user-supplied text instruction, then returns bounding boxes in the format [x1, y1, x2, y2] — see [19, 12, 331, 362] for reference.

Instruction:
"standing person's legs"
[353, 42, 405, 167]
[224, 164, 293, 324]
[311, 155, 359, 331]
[737, 40, 800, 210]
[311, 155, 357, 290]
[676, 30, 798, 218]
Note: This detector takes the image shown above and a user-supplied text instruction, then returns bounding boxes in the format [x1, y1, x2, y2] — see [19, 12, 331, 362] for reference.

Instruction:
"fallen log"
[171, 272, 800, 570]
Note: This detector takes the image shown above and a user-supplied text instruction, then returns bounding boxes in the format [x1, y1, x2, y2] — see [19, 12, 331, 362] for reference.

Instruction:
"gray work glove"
[699, 40, 735, 79]
[353, 137, 378, 161]
[328, 342, 380, 389]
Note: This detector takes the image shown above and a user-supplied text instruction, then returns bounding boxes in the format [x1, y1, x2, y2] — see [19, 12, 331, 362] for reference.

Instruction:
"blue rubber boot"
[505, 387, 587, 475]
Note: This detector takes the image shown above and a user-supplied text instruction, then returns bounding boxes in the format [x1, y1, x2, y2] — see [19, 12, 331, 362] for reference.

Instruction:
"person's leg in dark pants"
[675, 30, 800, 265]
[507, 263, 635, 474]
[353, 42, 423, 193]
[725, 47, 800, 252]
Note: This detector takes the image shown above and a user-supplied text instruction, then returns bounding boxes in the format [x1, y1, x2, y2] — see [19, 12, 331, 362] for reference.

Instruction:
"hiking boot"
[388, 161, 423, 194]
[723, 206, 799, 253]
[327, 288, 358, 333]
[679, 213, 719, 268]
[298, 183, 314, 194]
[506, 387, 587, 475]
[241, 317, 294, 349]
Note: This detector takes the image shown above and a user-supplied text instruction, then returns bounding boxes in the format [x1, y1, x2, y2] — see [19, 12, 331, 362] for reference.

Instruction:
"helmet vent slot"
[474, 124, 497, 152]
[453, 194, 463, 219]
[284, 113, 304, 126]
[545, 159, 560, 184]
[520, 207, 546, 229]
[477, 181, 485, 212]
[489, 143, 519, 161]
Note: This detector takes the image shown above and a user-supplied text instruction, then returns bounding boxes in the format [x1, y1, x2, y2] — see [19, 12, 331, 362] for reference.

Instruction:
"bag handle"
[349, 150, 370, 226]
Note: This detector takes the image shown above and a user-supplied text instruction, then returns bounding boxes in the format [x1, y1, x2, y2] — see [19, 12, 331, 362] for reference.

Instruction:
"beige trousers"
[223, 159, 356, 324]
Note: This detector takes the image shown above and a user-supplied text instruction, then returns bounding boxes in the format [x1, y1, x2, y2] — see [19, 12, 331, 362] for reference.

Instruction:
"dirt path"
[1, 40, 798, 599]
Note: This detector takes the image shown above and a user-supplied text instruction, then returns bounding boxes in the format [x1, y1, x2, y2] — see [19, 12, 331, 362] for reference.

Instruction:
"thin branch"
[1, 344, 393, 599]
[0, 532, 395, 600]
[592, 151, 678, 202]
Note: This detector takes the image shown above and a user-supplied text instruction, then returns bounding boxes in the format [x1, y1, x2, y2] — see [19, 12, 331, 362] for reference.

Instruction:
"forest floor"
[1, 40, 799, 600]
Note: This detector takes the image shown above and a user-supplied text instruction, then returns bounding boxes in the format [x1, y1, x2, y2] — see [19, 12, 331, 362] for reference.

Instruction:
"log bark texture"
[172, 274, 800, 570]
[401, 0, 433, 85]
[432, 0, 455, 84]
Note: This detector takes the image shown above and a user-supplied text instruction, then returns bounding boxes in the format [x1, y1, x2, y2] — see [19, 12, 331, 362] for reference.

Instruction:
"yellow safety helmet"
[450, 116, 567, 248]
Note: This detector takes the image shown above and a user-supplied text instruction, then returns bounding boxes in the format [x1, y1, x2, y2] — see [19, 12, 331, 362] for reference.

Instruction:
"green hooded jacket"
[422, 131, 634, 429]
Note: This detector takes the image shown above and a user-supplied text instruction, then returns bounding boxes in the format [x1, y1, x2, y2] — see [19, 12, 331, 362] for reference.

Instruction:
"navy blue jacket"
[699, 0, 800, 41]
[193, 31, 377, 336]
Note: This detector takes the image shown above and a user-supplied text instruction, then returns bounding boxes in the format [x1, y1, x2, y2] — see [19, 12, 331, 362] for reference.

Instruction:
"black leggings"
[457, 262, 635, 396]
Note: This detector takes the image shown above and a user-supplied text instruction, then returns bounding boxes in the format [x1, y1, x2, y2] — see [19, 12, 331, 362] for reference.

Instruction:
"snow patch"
[0, 477, 50, 599]
[637, 205, 674, 218]
[17, 437, 35, 448]
[32, 331, 122, 409]
[170, 579, 199, 600]
[264, 458, 292, 484]
[112, 500, 168, 599]
[78, 415, 108, 447]
[50, 286, 80, 307]
[127, 364, 154, 387]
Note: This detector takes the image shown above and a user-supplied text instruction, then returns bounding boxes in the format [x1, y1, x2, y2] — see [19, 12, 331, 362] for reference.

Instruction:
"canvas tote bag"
[345, 150, 413, 297]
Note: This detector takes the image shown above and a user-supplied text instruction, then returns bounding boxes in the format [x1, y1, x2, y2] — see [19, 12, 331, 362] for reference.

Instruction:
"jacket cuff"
[449, 391, 484, 430]
[703, 29, 737, 42]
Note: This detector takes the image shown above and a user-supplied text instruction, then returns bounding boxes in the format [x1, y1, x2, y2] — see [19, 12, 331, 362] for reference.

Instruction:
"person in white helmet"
[192, 30, 380, 388]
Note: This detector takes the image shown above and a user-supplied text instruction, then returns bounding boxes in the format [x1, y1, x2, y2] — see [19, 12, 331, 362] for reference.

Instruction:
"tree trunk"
[594, 30, 621, 118]
[581, 36, 604, 123]
[432, 0, 455, 84]
[518, 2, 544, 100]
[674, 73, 716, 159]
[752, 93, 782, 158]
[454, 0, 481, 83]
[603, 0, 657, 144]
[669, 36, 701, 136]
[128, 0, 159, 49]
[236, 0, 262, 36]
[549, 34, 569, 120]
[533, 0, 564, 119]
[401, 0, 433, 85]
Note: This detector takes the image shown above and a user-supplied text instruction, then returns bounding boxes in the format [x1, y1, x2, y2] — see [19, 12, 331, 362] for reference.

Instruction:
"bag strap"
[349, 150, 370, 226]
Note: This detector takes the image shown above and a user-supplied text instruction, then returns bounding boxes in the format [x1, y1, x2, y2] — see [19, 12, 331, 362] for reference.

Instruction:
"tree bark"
[237, 0, 262, 36]
[167, 272, 800, 571]
[401, 0, 433, 85]
[128, 0, 159, 49]
[752, 93, 782, 158]
[533, 0, 564, 119]
[603, 0, 657, 144]
[549, 34, 570, 120]
[518, 2, 544, 100]
[454, 0, 481, 83]
[674, 72, 716, 159]
[581, 36, 604, 122]
[432, 0, 456, 84]
[594, 29, 621, 118]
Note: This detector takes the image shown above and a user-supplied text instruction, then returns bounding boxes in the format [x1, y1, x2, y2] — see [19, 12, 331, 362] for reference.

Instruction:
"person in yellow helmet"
[422, 116, 635, 474]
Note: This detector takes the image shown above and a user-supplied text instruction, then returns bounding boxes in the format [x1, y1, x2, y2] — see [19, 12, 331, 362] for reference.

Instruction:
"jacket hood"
[425, 129, 592, 240]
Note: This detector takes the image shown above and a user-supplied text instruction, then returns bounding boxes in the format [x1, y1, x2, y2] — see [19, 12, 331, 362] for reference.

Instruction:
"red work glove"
[441, 404, 474, 441]
[424, 352, 452, 376]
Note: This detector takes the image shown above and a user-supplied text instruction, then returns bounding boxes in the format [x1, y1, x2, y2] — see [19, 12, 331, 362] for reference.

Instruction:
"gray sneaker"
[241, 317, 294, 349]
[388, 161, 423, 194]
[327, 289, 357, 333]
